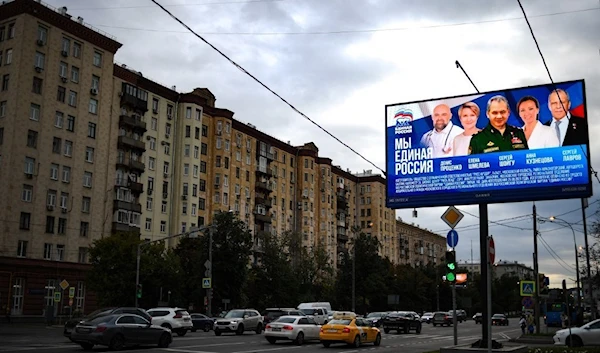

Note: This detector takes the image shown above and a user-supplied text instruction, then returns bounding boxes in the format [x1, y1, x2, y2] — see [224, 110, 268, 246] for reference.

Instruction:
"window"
[192, 184, 198, 196]
[85, 147, 94, 162]
[199, 179, 206, 191]
[45, 217, 55, 233]
[224, 157, 229, 169]
[2, 74, 9, 91]
[163, 162, 169, 175]
[60, 193, 69, 209]
[151, 117, 157, 131]
[66, 115, 75, 131]
[71, 67, 79, 83]
[17, 240, 28, 257]
[83, 172, 92, 187]
[167, 104, 173, 118]
[216, 156, 221, 167]
[62, 166, 71, 183]
[64, 140, 73, 157]
[182, 204, 188, 215]
[88, 122, 96, 138]
[19, 213, 31, 230]
[24, 157, 35, 175]
[59, 61, 67, 78]
[7, 23, 15, 39]
[199, 198, 206, 210]
[184, 144, 190, 157]
[193, 165, 199, 177]
[50, 165, 59, 180]
[0, 127, 3, 145]
[68, 90, 77, 107]
[61, 37, 70, 54]
[0, 101, 6, 117]
[163, 143, 170, 155]
[216, 138, 222, 149]
[80, 222, 89, 237]
[185, 125, 191, 138]
[160, 221, 166, 233]
[32, 77, 43, 94]
[201, 143, 207, 155]
[183, 164, 189, 176]
[27, 130, 38, 148]
[73, 42, 81, 58]
[5, 49, 12, 65]
[91, 75, 99, 91]
[30, 103, 40, 121]
[78, 247, 88, 263]
[52, 137, 62, 154]
[161, 201, 167, 213]
[93, 51, 102, 67]
[76, 282, 85, 309]
[192, 203, 197, 216]
[145, 218, 152, 231]
[57, 219, 67, 235]
[57, 86, 66, 102]
[82, 197, 91, 213]
[44, 243, 53, 259]
[200, 161, 207, 173]
[56, 244, 65, 260]
[195, 127, 200, 139]
[22, 185, 33, 202]
[186, 107, 192, 119]
[225, 122, 231, 133]
[195, 108, 201, 120]
[202, 124, 208, 137]
[34, 51, 45, 69]
[148, 157, 155, 170]
[152, 98, 159, 113]
[88, 98, 97, 114]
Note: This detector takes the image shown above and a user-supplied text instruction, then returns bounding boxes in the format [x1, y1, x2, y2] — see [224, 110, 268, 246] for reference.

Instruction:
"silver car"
[214, 309, 264, 335]
[264, 315, 321, 345]
[69, 313, 171, 350]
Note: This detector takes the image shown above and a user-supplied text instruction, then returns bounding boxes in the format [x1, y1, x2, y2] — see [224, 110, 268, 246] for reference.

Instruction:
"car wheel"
[109, 334, 125, 351]
[433, 323, 437, 327]
[158, 332, 171, 348]
[295, 332, 304, 346]
[177, 330, 187, 337]
[568, 335, 583, 347]
[266, 337, 276, 344]
[204, 323, 212, 332]
[384, 328, 390, 334]
[255, 323, 263, 334]
[374, 333, 381, 346]
[236, 324, 244, 335]
[215, 329, 222, 336]
[322, 341, 331, 348]
[162, 323, 172, 331]
[352, 335, 361, 348]
[416, 324, 422, 334]
[80, 343, 94, 351]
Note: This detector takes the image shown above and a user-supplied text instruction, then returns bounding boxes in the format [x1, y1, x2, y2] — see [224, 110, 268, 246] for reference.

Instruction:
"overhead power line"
[92, 7, 599, 35]
[150, 0, 386, 174]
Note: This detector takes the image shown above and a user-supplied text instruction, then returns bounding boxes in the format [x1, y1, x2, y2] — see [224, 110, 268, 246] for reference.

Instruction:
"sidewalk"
[0, 323, 70, 345]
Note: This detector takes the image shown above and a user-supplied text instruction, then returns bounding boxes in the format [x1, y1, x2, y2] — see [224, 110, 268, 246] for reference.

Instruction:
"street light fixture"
[548, 216, 582, 325]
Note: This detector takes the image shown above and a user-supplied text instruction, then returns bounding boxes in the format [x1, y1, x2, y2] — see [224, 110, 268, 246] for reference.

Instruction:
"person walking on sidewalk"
[519, 316, 526, 334]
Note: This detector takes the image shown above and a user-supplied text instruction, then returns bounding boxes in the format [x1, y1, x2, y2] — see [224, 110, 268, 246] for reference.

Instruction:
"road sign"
[59, 279, 69, 291]
[522, 296, 533, 309]
[447, 230, 459, 248]
[54, 292, 61, 303]
[441, 206, 464, 229]
[202, 278, 212, 289]
[488, 237, 495, 264]
[520, 280, 535, 296]
[222, 299, 230, 304]
[204, 260, 211, 270]
[68, 287, 75, 299]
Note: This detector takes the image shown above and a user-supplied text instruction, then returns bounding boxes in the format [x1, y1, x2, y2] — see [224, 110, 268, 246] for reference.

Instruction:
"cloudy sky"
[47, 0, 600, 287]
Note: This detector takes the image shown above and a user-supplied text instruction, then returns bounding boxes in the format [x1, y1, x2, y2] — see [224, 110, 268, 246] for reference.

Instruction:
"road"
[0, 321, 525, 353]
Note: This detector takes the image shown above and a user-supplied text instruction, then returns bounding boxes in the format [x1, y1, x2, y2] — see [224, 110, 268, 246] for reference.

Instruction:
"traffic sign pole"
[452, 245, 457, 346]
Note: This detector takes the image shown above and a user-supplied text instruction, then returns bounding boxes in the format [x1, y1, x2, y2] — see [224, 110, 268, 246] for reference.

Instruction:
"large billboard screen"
[385, 79, 591, 209]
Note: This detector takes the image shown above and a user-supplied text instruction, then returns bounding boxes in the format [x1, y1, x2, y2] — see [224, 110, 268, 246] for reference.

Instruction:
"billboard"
[385, 79, 591, 209]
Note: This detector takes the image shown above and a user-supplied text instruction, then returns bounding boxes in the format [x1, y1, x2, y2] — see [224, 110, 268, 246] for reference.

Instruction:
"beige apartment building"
[396, 220, 447, 267]
[0, 0, 448, 318]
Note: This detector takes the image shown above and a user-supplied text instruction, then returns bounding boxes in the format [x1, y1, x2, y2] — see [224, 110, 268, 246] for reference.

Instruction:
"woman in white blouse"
[453, 102, 481, 156]
[518, 96, 559, 149]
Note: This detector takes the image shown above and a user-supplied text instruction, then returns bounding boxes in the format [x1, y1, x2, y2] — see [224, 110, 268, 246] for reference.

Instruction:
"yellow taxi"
[319, 311, 381, 348]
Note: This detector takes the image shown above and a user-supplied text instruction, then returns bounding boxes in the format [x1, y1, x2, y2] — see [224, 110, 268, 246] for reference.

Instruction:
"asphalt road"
[0, 320, 526, 353]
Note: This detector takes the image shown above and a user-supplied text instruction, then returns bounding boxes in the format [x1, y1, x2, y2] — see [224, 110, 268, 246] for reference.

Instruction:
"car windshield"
[389, 312, 408, 318]
[423, 312, 433, 316]
[367, 312, 386, 318]
[275, 317, 296, 323]
[301, 309, 317, 315]
[492, 314, 505, 318]
[176, 310, 189, 316]
[329, 319, 351, 325]
[87, 309, 114, 320]
[225, 310, 245, 318]
[88, 315, 113, 325]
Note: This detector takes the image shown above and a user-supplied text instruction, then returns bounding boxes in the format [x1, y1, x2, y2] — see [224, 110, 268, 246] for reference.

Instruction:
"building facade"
[0, 0, 450, 318]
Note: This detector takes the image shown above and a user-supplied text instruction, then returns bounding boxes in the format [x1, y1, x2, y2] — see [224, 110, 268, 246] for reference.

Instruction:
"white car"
[264, 315, 321, 345]
[421, 312, 434, 324]
[553, 318, 600, 347]
[147, 308, 193, 336]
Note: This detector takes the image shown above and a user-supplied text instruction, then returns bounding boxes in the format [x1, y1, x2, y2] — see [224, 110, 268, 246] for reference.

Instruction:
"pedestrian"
[519, 316, 526, 334]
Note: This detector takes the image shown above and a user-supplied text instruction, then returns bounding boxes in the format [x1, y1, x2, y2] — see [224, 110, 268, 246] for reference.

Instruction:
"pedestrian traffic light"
[445, 250, 456, 283]
[136, 284, 142, 299]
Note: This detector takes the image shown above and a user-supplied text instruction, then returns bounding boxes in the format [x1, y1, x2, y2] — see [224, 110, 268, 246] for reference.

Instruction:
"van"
[297, 302, 332, 312]
[297, 303, 332, 325]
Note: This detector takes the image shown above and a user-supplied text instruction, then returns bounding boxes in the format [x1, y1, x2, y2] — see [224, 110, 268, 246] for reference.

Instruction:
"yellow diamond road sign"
[441, 206, 464, 229]
[59, 279, 69, 291]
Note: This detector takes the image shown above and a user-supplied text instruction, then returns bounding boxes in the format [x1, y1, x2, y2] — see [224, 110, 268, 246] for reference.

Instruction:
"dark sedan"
[191, 313, 215, 332]
[492, 314, 509, 326]
[381, 311, 422, 334]
[64, 307, 152, 338]
[69, 314, 172, 350]
[364, 312, 389, 328]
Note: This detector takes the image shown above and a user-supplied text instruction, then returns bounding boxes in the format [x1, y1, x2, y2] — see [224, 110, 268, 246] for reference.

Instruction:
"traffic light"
[445, 250, 456, 283]
[136, 284, 142, 299]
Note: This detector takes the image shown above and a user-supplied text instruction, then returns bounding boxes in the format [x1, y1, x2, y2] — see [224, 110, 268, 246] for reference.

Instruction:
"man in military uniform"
[469, 95, 529, 154]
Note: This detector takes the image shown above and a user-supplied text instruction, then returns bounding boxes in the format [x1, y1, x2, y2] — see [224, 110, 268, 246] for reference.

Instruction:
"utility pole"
[581, 198, 594, 319]
[208, 225, 214, 317]
[533, 204, 540, 334]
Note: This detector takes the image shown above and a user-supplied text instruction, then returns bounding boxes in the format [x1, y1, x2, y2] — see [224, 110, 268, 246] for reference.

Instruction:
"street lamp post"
[135, 226, 205, 307]
[549, 216, 582, 325]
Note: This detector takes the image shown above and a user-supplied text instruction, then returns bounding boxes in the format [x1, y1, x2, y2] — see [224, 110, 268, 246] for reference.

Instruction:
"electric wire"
[537, 233, 577, 273]
[149, 0, 386, 175]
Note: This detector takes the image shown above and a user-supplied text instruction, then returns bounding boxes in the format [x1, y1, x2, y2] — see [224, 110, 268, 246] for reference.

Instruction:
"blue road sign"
[447, 230, 459, 248]
[522, 296, 533, 308]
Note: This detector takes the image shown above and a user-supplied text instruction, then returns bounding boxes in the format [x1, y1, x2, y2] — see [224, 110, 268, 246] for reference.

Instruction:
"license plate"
[327, 329, 337, 333]
[272, 328, 281, 332]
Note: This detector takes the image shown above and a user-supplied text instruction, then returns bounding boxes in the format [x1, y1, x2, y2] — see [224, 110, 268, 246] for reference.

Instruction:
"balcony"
[255, 196, 272, 208]
[336, 244, 347, 255]
[337, 195, 348, 209]
[119, 114, 147, 132]
[113, 199, 142, 214]
[116, 157, 145, 173]
[130, 181, 144, 194]
[120, 91, 148, 112]
[337, 219, 346, 227]
[255, 166, 275, 178]
[118, 135, 146, 152]
[255, 181, 272, 193]
[337, 234, 349, 243]
[253, 211, 272, 223]
[112, 222, 141, 234]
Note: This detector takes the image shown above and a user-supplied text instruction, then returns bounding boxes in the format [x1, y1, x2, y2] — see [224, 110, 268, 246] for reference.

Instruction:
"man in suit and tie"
[546, 89, 588, 146]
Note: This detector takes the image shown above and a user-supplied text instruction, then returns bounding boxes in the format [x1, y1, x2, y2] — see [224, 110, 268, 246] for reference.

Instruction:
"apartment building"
[396, 220, 447, 267]
[0, 0, 121, 316]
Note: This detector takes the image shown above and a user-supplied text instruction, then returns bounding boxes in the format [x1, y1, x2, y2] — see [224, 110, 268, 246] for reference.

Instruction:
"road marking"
[230, 346, 303, 353]
[175, 342, 247, 349]
[164, 349, 216, 353]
